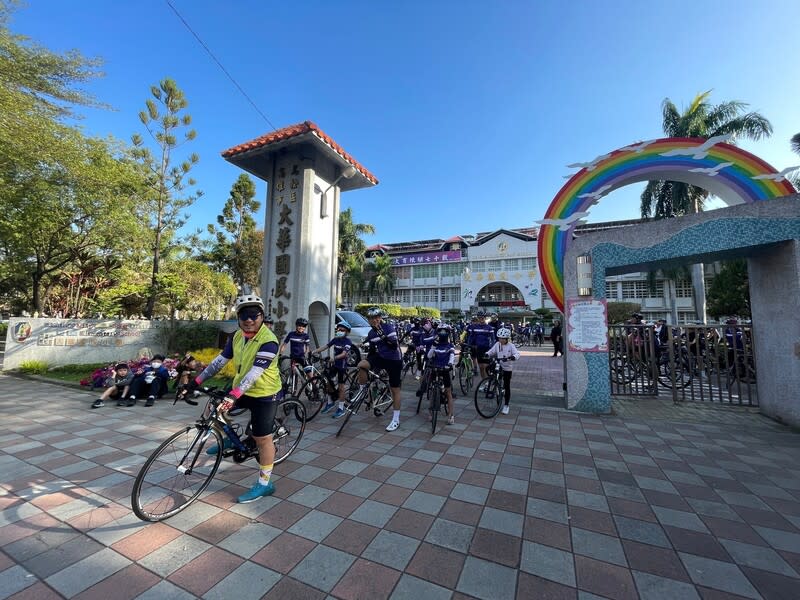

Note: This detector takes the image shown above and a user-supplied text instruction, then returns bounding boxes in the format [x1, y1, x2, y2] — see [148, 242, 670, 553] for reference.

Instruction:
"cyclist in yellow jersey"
[184, 294, 283, 503]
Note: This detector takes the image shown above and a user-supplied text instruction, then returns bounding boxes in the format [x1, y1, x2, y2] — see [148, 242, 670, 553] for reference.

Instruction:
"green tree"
[368, 255, 396, 303]
[131, 78, 202, 319]
[1, 135, 141, 313]
[205, 174, 262, 291]
[337, 207, 375, 300]
[341, 254, 365, 305]
[707, 260, 750, 319]
[640, 91, 772, 321]
[0, 1, 103, 168]
[0, 1, 143, 313]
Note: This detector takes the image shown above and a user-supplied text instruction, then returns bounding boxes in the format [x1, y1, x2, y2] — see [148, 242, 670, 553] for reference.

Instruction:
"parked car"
[335, 310, 371, 366]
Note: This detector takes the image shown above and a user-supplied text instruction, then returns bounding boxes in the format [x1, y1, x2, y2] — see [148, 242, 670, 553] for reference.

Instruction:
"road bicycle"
[455, 345, 475, 396]
[298, 354, 359, 422]
[415, 367, 451, 434]
[473, 358, 512, 418]
[131, 387, 305, 522]
[609, 337, 693, 389]
[336, 367, 392, 437]
[279, 355, 315, 398]
[400, 344, 420, 381]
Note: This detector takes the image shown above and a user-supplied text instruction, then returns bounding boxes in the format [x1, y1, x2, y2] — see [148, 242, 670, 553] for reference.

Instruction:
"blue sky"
[11, 0, 800, 245]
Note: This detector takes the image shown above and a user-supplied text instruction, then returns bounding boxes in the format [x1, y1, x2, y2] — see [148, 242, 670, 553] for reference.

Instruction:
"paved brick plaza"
[1, 353, 799, 599]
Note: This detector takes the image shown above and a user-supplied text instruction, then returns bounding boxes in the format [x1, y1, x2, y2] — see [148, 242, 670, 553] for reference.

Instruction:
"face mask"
[150, 361, 162, 369]
[335, 330, 346, 337]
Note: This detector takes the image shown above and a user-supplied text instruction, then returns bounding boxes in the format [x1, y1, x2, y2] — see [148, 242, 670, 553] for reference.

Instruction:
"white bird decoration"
[751, 166, 800, 182]
[688, 162, 733, 176]
[536, 212, 591, 232]
[659, 134, 733, 160]
[577, 184, 612, 200]
[619, 140, 657, 153]
[566, 153, 612, 172]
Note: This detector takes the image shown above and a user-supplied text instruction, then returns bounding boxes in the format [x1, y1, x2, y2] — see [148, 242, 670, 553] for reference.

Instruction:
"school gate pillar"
[222, 121, 377, 343]
[747, 238, 800, 427]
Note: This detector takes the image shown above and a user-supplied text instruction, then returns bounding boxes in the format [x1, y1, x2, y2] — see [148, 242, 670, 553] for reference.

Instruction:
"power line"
[164, 0, 278, 131]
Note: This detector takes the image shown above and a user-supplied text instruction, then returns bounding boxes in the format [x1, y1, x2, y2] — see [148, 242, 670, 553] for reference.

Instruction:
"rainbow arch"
[537, 137, 797, 313]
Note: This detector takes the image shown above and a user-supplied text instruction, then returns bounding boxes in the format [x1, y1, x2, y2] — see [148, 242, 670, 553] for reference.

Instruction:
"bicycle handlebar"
[176, 385, 225, 407]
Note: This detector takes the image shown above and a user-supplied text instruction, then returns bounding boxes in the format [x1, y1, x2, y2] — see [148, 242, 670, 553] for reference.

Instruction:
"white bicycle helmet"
[497, 327, 511, 339]
[234, 294, 264, 313]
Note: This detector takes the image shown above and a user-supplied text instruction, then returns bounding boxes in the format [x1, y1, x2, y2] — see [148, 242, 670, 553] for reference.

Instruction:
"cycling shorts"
[234, 391, 283, 437]
[433, 368, 452, 388]
[328, 365, 347, 384]
[368, 355, 402, 388]
[473, 345, 492, 364]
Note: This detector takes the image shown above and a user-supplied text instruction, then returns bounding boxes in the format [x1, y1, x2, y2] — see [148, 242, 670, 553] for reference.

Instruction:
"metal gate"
[609, 323, 757, 406]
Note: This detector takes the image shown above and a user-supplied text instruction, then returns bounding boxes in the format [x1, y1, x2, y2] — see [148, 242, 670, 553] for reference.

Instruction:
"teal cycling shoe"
[205, 437, 233, 455]
[237, 481, 275, 503]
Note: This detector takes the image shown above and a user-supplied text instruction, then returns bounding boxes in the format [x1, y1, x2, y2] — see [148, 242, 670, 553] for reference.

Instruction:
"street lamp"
[315, 165, 357, 219]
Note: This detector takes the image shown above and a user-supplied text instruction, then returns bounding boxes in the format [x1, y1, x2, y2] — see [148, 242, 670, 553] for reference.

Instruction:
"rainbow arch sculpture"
[537, 137, 797, 313]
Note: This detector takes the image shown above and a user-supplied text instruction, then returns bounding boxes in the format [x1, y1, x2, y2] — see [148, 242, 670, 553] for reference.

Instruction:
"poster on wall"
[567, 298, 608, 352]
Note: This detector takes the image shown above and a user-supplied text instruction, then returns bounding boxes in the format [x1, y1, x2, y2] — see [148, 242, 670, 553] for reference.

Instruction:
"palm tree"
[341, 255, 365, 306]
[791, 134, 800, 190]
[640, 91, 772, 322]
[337, 207, 375, 302]
[369, 255, 396, 303]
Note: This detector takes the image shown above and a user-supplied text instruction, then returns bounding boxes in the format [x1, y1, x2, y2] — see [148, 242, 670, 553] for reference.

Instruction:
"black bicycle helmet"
[296, 317, 309, 327]
[366, 307, 382, 318]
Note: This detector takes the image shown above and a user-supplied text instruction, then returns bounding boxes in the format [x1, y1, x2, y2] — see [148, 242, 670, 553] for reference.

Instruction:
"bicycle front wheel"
[274, 399, 306, 464]
[131, 425, 223, 522]
[298, 379, 325, 422]
[459, 360, 474, 395]
[337, 387, 366, 438]
[430, 386, 441, 434]
[474, 377, 502, 418]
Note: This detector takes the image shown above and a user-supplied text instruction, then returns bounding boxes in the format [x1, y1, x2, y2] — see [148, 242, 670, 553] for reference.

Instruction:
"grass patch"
[19, 360, 49, 374]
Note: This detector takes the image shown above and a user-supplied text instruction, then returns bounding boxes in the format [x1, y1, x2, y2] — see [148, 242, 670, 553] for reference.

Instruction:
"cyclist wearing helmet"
[427, 324, 457, 424]
[467, 311, 495, 380]
[312, 321, 353, 419]
[184, 294, 282, 503]
[361, 307, 403, 431]
[486, 327, 521, 414]
[280, 317, 311, 369]
[489, 313, 501, 334]
[417, 318, 436, 375]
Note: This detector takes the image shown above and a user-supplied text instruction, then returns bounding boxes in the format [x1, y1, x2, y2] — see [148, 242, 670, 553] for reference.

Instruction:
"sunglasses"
[238, 310, 263, 321]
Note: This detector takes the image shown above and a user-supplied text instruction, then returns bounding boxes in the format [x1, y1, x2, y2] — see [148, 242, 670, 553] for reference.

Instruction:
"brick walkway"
[1, 369, 799, 599]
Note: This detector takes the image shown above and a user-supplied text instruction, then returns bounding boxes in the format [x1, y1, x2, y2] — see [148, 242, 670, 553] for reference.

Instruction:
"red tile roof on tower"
[221, 120, 378, 185]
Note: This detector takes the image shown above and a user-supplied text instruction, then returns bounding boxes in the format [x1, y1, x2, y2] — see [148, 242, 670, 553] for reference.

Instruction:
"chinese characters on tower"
[269, 164, 301, 339]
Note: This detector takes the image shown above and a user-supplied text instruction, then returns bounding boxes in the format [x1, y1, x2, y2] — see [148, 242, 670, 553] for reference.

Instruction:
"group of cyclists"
[172, 297, 532, 504]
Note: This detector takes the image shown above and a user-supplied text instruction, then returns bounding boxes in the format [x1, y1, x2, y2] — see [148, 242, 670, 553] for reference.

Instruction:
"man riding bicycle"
[183, 294, 283, 503]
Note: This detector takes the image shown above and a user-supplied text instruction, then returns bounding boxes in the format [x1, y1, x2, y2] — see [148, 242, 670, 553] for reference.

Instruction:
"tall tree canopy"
[131, 78, 202, 318]
[0, 1, 141, 313]
[640, 91, 772, 219]
[204, 173, 262, 291]
[639, 91, 771, 322]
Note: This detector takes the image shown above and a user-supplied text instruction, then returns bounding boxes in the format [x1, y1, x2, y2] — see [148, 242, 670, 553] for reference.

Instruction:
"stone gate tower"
[222, 121, 377, 342]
